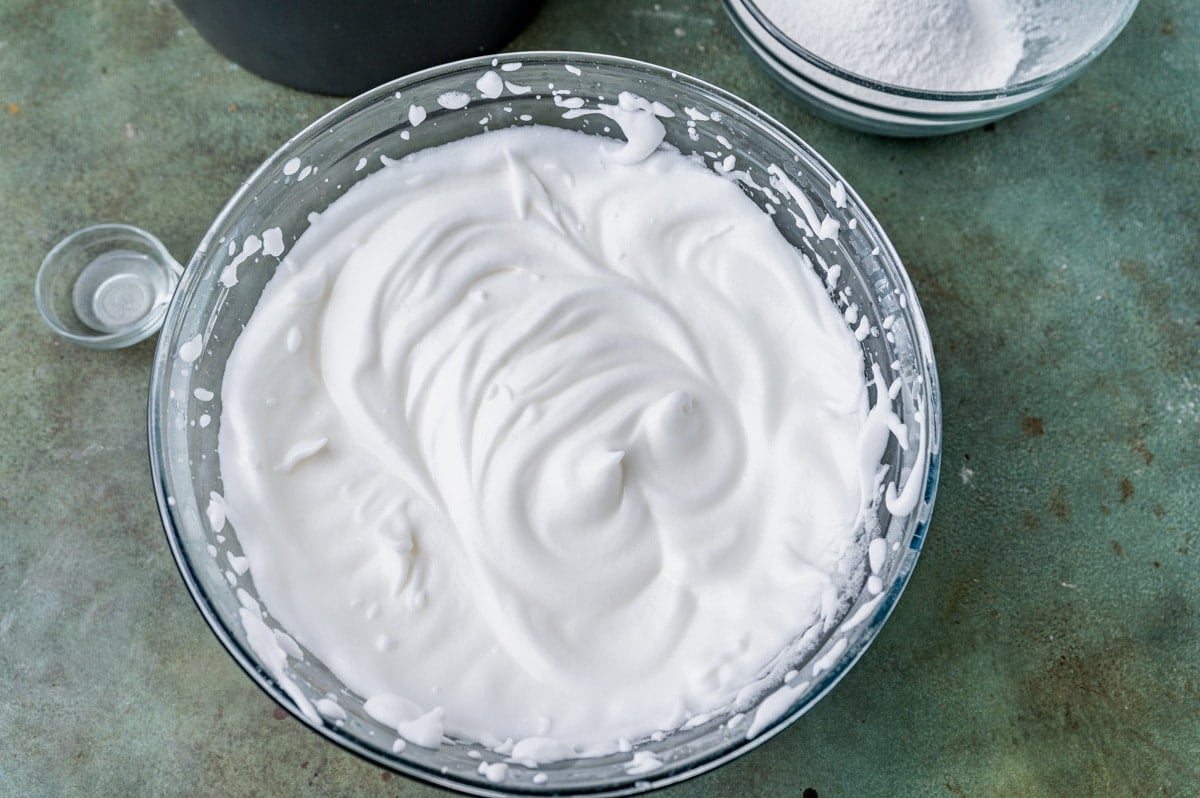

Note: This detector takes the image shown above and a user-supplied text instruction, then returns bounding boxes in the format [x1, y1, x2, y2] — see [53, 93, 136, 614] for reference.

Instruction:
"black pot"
[176, 0, 545, 96]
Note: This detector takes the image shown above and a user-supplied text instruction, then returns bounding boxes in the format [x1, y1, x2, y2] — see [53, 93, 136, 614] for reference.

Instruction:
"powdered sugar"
[755, 0, 1027, 91]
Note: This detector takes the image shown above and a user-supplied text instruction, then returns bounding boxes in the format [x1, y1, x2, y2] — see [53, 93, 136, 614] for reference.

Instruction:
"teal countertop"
[1, 1, 1197, 795]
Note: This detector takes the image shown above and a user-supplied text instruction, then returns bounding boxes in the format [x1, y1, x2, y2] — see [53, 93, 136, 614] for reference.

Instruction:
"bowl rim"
[148, 49, 942, 797]
[729, 0, 1141, 101]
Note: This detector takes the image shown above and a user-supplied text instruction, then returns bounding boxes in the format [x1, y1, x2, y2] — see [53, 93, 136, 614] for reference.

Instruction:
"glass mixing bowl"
[724, 0, 1140, 136]
[149, 51, 941, 795]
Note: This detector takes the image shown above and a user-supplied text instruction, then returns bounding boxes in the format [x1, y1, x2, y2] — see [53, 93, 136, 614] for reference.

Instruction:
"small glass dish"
[36, 223, 183, 349]
[724, 0, 1140, 136]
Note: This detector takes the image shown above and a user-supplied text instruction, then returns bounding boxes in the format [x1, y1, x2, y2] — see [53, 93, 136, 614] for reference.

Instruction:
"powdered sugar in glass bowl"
[725, 0, 1140, 136]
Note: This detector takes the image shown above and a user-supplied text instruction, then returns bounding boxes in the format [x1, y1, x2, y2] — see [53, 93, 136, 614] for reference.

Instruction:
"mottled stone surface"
[1, 0, 1196, 795]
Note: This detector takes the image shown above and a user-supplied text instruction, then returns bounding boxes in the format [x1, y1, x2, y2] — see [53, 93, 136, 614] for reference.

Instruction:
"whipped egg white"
[217, 109, 883, 754]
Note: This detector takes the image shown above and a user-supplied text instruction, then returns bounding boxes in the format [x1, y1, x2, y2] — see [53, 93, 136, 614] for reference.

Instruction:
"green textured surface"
[1, 0, 1197, 795]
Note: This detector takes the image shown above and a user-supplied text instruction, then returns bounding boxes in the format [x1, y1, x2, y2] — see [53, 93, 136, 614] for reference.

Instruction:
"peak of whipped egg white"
[211, 83, 906, 764]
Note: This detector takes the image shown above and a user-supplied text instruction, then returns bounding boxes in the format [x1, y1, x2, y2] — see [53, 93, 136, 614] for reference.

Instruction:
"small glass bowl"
[724, 0, 1140, 136]
[149, 52, 941, 795]
[36, 223, 183, 349]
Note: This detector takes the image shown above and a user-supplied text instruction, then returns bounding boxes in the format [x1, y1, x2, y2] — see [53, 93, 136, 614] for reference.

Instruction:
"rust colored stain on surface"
[1050, 487, 1072, 521]
[1130, 436, 1155, 464]
[1022, 415, 1045, 436]
[1119, 478, 1135, 503]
